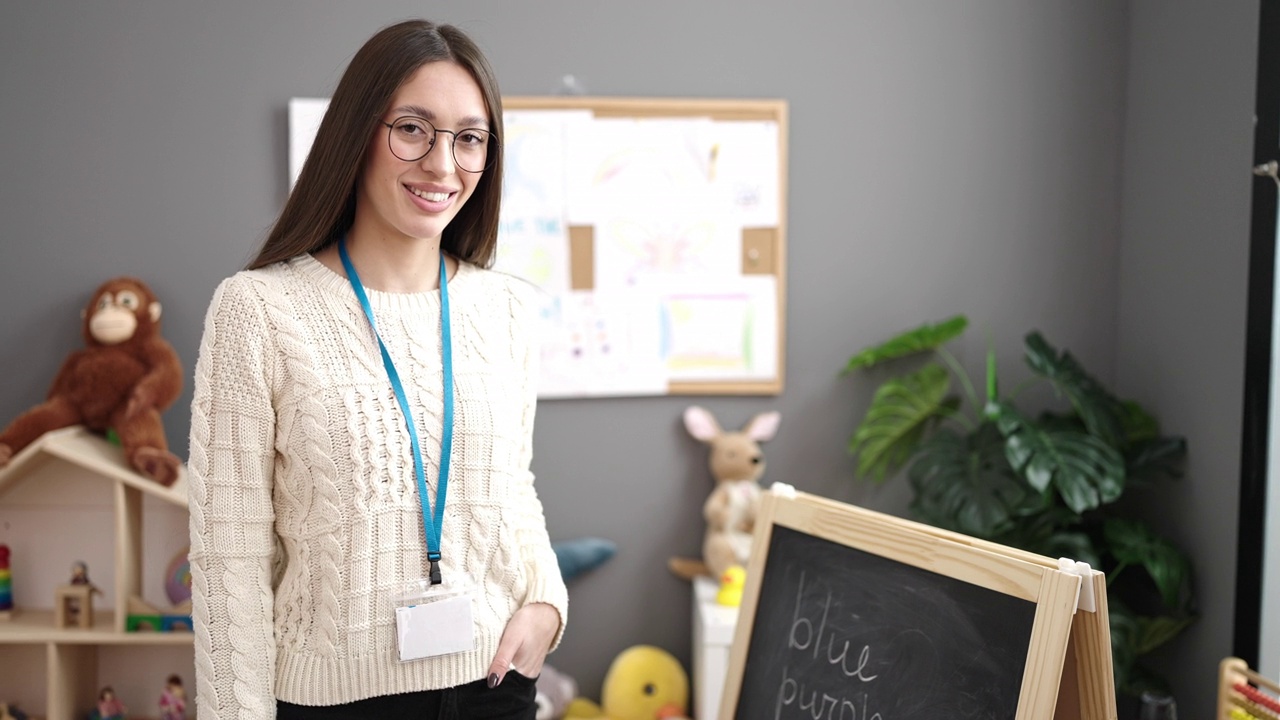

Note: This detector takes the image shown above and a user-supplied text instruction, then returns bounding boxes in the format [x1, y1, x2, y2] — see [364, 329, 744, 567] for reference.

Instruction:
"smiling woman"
[187, 19, 564, 720]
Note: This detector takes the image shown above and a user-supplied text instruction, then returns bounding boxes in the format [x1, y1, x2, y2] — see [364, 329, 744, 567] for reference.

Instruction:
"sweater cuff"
[524, 575, 569, 651]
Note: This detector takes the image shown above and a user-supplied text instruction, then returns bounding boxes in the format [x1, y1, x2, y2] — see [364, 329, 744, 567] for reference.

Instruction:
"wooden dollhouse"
[0, 426, 191, 720]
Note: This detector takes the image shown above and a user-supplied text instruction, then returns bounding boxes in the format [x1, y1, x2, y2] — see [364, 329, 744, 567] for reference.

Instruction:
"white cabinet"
[691, 576, 739, 720]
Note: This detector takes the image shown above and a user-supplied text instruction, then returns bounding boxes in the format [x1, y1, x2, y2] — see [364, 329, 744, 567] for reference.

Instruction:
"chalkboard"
[735, 526, 1036, 719]
[719, 489, 1114, 720]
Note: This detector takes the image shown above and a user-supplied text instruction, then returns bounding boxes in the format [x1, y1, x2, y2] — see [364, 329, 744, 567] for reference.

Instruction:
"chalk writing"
[734, 527, 1036, 720]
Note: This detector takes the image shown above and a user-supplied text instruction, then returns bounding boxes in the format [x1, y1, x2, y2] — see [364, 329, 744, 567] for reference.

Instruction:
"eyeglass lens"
[387, 116, 493, 172]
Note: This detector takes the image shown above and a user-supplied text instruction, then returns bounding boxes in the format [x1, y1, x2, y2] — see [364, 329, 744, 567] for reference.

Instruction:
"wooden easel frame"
[719, 489, 1117, 720]
[503, 97, 788, 396]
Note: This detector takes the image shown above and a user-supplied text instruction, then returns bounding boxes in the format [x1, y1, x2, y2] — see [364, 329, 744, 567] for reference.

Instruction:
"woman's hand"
[486, 602, 560, 687]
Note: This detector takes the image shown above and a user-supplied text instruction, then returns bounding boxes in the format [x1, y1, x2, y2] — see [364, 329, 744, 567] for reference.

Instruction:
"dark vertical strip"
[1235, 0, 1280, 667]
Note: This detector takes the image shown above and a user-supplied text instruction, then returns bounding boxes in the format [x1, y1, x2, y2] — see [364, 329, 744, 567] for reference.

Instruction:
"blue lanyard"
[338, 238, 453, 585]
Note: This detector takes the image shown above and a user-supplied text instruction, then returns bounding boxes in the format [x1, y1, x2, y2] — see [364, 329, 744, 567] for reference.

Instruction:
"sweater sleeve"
[508, 283, 569, 650]
[188, 275, 280, 719]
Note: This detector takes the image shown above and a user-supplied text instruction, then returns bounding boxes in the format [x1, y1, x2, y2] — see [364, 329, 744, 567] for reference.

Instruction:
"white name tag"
[395, 592, 475, 661]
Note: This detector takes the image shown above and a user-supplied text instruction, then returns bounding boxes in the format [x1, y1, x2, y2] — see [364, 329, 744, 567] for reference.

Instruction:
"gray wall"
[1118, 2, 1260, 717]
[7, 0, 1235, 707]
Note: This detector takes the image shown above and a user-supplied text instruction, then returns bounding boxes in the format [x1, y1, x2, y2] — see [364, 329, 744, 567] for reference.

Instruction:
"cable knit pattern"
[188, 255, 568, 718]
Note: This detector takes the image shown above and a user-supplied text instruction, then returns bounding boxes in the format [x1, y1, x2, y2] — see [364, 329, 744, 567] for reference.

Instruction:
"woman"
[188, 19, 566, 719]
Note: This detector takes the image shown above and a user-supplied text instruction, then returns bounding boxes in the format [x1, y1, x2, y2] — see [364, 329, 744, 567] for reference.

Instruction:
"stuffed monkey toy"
[0, 277, 183, 486]
[668, 406, 781, 580]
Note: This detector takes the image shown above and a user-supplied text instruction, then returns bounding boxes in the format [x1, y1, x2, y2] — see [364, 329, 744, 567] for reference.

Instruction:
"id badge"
[393, 577, 477, 662]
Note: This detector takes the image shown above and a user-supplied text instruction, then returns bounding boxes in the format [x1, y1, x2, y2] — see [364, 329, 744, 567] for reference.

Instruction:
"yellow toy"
[565, 645, 690, 720]
[715, 565, 746, 607]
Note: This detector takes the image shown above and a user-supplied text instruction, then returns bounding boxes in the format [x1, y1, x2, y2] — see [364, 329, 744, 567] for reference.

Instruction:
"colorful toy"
[668, 406, 780, 580]
[92, 686, 126, 720]
[535, 663, 579, 720]
[127, 547, 192, 632]
[158, 674, 186, 720]
[0, 544, 12, 620]
[163, 548, 192, 606]
[715, 565, 747, 607]
[0, 277, 184, 486]
[565, 645, 690, 720]
[552, 537, 616, 582]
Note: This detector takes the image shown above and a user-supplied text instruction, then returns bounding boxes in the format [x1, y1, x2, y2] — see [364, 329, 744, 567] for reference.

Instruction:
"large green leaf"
[1109, 601, 1140, 692]
[1136, 615, 1195, 655]
[1120, 401, 1160, 444]
[844, 315, 969, 372]
[848, 364, 952, 482]
[1024, 332, 1126, 445]
[1104, 518, 1192, 610]
[1125, 436, 1187, 484]
[991, 402, 1125, 513]
[907, 423, 1029, 537]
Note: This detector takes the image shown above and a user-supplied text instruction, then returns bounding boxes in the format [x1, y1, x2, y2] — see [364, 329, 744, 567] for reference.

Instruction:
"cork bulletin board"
[500, 97, 788, 397]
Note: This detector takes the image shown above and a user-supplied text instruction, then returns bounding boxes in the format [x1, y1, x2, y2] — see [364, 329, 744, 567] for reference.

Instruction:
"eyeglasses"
[382, 116, 496, 173]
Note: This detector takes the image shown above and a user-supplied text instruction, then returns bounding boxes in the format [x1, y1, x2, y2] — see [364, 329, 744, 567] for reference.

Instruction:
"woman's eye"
[457, 130, 486, 146]
[396, 121, 427, 136]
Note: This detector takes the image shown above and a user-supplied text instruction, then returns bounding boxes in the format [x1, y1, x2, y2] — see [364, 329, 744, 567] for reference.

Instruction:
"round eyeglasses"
[382, 116, 496, 173]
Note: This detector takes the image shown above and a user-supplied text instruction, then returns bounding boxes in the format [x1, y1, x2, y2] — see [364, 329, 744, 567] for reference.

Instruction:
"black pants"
[276, 675, 538, 720]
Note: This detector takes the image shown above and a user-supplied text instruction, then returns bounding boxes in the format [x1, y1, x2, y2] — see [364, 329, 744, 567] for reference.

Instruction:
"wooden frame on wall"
[503, 96, 789, 396]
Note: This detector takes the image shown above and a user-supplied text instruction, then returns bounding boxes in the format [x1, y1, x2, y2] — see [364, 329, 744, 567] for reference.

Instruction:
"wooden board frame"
[503, 96, 788, 396]
[719, 489, 1118, 720]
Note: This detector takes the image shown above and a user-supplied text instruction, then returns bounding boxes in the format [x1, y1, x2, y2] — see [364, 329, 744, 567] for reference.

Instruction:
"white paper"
[395, 594, 475, 661]
[566, 117, 717, 225]
[593, 199, 741, 289]
[494, 110, 591, 293]
[658, 275, 778, 382]
[709, 120, 781, 227]
[288, 97, 330, 190]
[536, 290, 668, 398]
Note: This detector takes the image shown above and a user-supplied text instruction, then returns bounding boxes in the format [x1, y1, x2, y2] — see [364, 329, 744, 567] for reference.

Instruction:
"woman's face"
[355, 60, 489, 246]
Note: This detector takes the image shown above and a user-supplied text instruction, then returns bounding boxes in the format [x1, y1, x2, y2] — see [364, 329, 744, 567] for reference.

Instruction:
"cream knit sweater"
[188, 254, 567, 718]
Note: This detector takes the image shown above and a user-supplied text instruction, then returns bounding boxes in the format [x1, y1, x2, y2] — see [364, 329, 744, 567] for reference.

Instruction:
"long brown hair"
[248, 20, 504, 270]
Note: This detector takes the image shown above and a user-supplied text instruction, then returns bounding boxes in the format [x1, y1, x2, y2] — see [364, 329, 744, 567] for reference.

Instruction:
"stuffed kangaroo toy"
[668, 406, 781, 580]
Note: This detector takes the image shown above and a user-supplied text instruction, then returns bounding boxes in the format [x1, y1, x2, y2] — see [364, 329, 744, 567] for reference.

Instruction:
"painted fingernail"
[488, 673, 499, 688]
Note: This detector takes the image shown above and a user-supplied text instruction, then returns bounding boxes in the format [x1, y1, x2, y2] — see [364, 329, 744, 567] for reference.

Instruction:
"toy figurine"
[158, 675, 185, 720]
[94, 686, 126, 720]
[56, 560, 103, 629]
[71, 560, 92, 586]
[0, 544, 13, 620]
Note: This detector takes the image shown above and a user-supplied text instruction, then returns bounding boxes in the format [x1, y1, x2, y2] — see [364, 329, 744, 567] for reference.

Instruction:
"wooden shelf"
[0, 610, 192, 645]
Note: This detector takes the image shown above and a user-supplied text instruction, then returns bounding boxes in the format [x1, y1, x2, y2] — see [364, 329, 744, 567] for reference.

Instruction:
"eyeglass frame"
[380, 115, 498, 173]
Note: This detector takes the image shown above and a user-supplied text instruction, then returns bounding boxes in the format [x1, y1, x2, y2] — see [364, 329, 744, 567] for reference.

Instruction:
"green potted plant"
[843, 315, 1196, 697]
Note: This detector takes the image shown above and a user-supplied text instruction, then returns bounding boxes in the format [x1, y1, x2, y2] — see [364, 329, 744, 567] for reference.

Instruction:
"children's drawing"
[594, 207, 740, 288]
[659, 276, 778, 382]
[536, 291, 667, 398]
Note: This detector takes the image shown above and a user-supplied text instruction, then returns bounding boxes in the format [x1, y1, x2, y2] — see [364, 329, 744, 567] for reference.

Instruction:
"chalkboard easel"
[720, 488, 1117, 720]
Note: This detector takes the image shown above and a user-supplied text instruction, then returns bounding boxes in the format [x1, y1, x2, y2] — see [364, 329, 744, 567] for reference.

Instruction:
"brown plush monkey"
[0, 277, 184, 486]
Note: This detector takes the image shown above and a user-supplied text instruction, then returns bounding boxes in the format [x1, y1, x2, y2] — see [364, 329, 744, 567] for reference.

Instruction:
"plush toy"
[565, 645, 690, 720]
[535, 663, 579, 720]
[552, 537, 617, 583]
[0, 277, 183, 486]
[668, 406, 780, 580]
